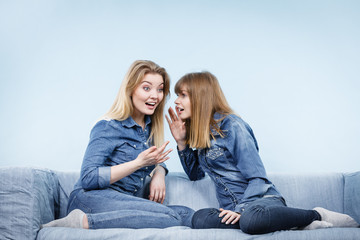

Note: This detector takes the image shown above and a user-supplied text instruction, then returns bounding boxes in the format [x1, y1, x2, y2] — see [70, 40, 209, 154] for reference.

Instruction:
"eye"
[157, 88, 164, 92]
[143, 86, 150, 91]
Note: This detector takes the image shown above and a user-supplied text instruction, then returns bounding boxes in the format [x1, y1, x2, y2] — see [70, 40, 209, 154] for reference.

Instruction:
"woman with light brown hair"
[166, 71, 359, 234]
[42, 60, 194, 229]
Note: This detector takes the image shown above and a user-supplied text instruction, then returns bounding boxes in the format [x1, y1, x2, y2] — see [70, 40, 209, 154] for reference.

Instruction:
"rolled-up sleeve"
[159, 162, 169, 175]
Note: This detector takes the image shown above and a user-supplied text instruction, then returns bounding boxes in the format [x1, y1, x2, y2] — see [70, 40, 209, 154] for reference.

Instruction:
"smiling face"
[174, 85, 191, 120]
[131, 73, 164, 124]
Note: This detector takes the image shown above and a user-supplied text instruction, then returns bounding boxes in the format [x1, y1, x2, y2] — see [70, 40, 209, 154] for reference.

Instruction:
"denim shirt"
[178, 113, 282, 212]
[73, 116, 168, 195]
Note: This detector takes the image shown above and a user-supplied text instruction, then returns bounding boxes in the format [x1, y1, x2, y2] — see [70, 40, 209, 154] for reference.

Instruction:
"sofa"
[0, 167, 359, 240]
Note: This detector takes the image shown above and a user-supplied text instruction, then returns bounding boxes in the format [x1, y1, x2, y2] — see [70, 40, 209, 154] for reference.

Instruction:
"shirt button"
[224, 188, 227, 191]
[145, 167, 148, 170]
[133, 145, 136, 148]
[134, 189, 137, 192]
[140, 178, 144, 181]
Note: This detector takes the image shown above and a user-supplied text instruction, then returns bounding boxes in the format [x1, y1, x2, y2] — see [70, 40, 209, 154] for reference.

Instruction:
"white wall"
[1, 0, 359, 173]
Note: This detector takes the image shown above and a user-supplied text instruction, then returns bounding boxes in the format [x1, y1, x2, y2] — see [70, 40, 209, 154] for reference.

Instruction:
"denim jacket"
[178, 113, 282, 212]
[73, 116, 167, 195]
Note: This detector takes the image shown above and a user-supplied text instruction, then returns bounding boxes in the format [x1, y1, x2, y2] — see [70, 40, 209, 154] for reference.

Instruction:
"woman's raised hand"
[165, 107, 186, 150]
[136, 141, 172, 167]
[110, 142, 171, 184]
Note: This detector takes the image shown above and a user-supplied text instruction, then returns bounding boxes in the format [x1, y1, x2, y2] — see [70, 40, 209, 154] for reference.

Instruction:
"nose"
[174, 96, 180, 104]
[150, 89, 159, 99]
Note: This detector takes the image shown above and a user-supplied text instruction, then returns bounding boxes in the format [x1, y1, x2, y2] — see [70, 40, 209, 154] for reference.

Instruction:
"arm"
[148, 165, 166, 203]
[178, 146, 205, 181]
[227, 117, 273, 210]
[166, 107, 205, 181]
[80, 121, 116, 190]
[110, 142, 171, 184]
[81, 121, 172, 190]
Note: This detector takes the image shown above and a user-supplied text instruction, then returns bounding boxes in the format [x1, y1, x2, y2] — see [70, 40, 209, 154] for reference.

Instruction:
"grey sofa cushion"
[53, 170, 79, 218]
[164, 172, 219, 210]
[344, 171, 360, 223]
[37, 223, 360, 240]
[0, 167, 58, 240]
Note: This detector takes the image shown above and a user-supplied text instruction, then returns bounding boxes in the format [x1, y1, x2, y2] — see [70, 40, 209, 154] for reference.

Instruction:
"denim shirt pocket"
[114, 142, 140, 163]
[206, 147, 225, 160]
[204, 145, 235, 171]
[125, 142, 141, 160]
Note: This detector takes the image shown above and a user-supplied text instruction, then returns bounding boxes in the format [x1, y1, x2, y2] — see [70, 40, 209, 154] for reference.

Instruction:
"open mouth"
[146, 102, 156, 106]
[176, 106, 184, 112]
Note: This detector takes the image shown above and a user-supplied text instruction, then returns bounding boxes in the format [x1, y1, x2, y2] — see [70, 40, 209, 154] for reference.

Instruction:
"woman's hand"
[166, 107, 186, 150]
[219, 208, 241, 225]
[110, 142, 171, 185]
[149, 165, 166, 204]
[136, 141, 172, 168]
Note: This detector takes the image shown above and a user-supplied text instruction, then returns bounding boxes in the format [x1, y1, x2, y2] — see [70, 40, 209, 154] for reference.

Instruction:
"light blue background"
[1, 0, 359, 173]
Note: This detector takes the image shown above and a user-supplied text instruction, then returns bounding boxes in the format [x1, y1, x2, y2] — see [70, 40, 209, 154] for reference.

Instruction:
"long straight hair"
[103, 60, 170, 147]
[175, 71, 233, 149]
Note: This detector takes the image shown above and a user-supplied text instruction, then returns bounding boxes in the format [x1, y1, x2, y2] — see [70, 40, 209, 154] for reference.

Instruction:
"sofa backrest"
[164, 171, 360, 225]
[164, 172, 219, 210]
[269, 173, 344, 211]
[56, 170, 360, 223]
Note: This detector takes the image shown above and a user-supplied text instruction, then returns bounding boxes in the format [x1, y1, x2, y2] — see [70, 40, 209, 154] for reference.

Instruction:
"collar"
[213, 112, 225, 121]
[211, 112, 226, 136]
[121, 115, 152, 128]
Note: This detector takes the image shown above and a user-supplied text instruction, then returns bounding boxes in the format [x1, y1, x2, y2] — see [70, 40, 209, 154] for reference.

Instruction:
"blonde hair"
[175, 71, 233, 149]
[103, 60, 170, 147]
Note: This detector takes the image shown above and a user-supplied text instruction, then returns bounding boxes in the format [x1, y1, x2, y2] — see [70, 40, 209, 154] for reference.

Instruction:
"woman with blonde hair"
[43, 60, 194, 229]
[166, 71, 359, 234]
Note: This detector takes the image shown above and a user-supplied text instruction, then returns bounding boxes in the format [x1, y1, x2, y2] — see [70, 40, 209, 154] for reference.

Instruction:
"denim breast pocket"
[206, 147, 225, 160]
[205, 146, 233, 170]
[114, 142, 140, 162]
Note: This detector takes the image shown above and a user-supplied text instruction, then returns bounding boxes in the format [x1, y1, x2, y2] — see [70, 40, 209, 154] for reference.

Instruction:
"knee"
[192, 208, 220, 229]
[168, 205, 195, 217]
[161, 210, 182, 227]
[240, 206, 270, 234]
[167, 205, 195, 227]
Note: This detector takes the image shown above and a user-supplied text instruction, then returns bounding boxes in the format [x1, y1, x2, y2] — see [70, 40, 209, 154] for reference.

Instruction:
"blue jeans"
[192, 196, 321, 234]
[67, 188, 194, 229]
